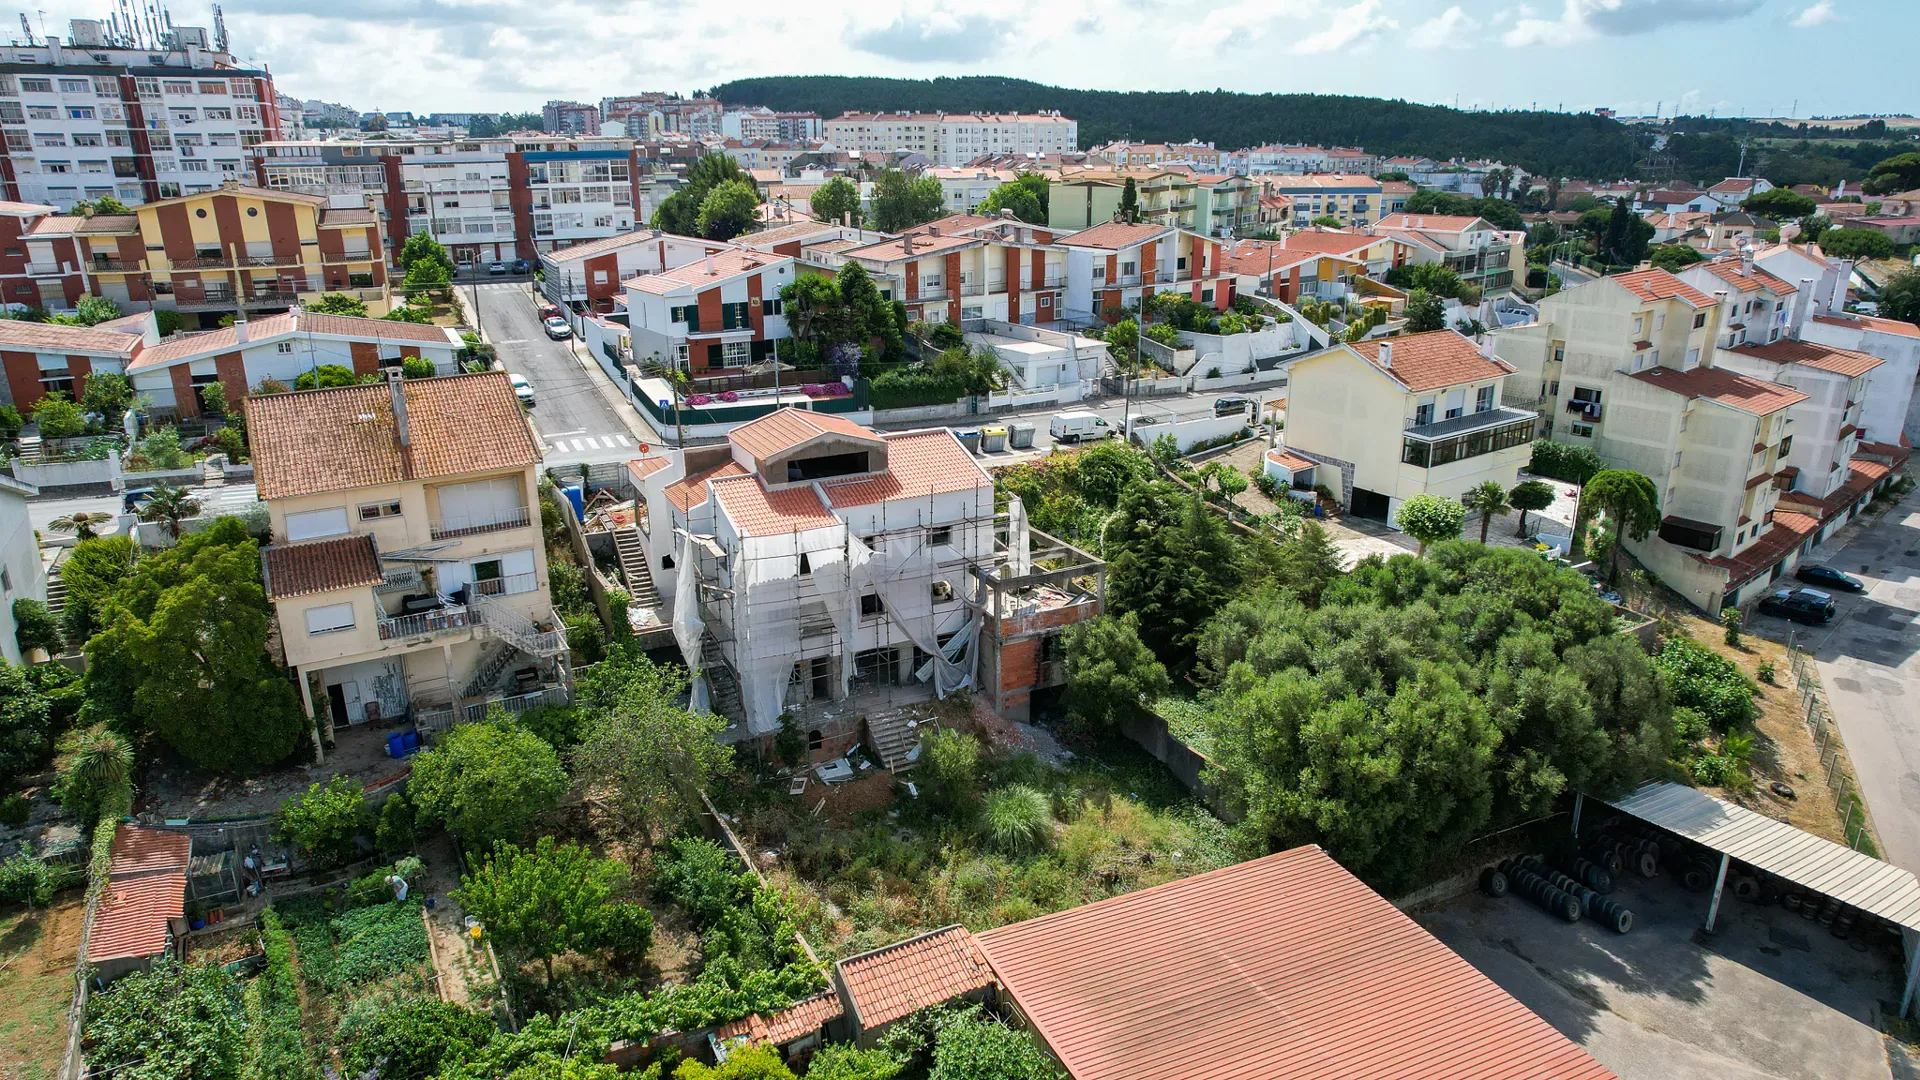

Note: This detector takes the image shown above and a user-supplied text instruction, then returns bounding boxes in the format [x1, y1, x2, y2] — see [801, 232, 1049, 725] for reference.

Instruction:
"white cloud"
[1503, 0, 1761, 47]
[1792, 1, 1837, 27]
[1411, 5, 1482, 49]
[1175, 0, 1313, 53]
[1292, 0, 1399, 54]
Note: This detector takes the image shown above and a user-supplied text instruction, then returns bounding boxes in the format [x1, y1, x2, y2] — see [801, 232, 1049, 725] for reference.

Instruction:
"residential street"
[469, 280, 649, 465]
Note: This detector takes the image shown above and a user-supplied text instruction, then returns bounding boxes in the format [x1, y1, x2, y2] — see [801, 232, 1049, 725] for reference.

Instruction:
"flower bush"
[686, 393, 713, 406]
[717, 390, 739, 402]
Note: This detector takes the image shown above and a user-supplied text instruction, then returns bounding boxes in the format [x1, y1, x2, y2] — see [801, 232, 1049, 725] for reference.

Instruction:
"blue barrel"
[400, 730, 420, 754]
[386, 732, 409, 758]
[560, 484, 585, 520]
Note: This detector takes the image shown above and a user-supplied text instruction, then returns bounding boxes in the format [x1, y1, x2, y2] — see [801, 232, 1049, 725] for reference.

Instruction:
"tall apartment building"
[601, 94, 723, 140]
[257, 134, 640, 264]
[1235, 145, 1377, 175]
[0, 17, 277, 211]
[721, 107, 822, 142]
[541, 100, 600, 135]
[823, 112, 1077, 167]
[1087, 141, 1222, 170]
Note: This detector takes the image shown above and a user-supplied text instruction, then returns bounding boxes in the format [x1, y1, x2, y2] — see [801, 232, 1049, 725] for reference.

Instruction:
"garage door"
[1350, 488, 1390, 521]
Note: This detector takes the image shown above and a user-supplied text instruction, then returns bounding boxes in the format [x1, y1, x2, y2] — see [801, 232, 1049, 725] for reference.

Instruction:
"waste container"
[560, 484, 585, 521]
[980, 426, 1008, 453]
[955, 428, 982, 455]
[1009, 422, 1035, 449]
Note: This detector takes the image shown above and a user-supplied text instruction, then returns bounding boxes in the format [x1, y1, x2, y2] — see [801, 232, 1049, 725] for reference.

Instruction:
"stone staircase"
[699, 635, 743, 720]
[866, 709, 923, 773]
[42, 567, 67, 618]
[611, 527, 657, 607]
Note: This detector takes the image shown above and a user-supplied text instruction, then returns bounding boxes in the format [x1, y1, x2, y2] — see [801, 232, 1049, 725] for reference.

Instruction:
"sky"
[14, 0, 1911, 121]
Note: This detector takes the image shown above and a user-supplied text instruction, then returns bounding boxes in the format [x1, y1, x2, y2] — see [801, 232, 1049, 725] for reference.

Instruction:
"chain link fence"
[1787, 640, 1880, 855]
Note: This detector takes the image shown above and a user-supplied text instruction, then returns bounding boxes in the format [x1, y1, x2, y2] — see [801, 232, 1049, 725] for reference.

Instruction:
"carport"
[1577, 780, 1920, 1016]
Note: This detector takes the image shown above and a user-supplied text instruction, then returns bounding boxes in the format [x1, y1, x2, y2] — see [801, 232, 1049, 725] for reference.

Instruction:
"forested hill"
[708, 75, 1645, 179]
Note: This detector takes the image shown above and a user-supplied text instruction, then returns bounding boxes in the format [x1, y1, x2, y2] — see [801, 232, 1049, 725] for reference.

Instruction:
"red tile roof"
[548, 229, 711, 264]
[1628, 365, 1807, 414]
[0, 199, 53, 216]
[128, 310, 453, 373]
[1730, 339, 1884, 378]
[839, 231, 981, 263]
[735, 220, 841, 249]
[626, 456, 672, 484]
[730, 407, 881, 463]
[1266, 448, 1316, 472]
[1813, 312, 1920, 339]
[763, 992, 844, 1044]
[711, 473, 839, 538]
[263, 535, 384, 600]
[1612, 269, 1716, 308]
[626, 249, 787, 294]
[1697, 258, 1797, 296]
[975, 846, 1617, 1080]
[319, 207, 377, 227]
[0, 317, 141, 356]
[823, 429, 991, 508]
[91, 826, 192, 964]
[109, 825, 191, 876]
[1057, 220, 1173, 250]
[902, 213, 1003, 237]
[1698, 510, 1820, 587]
[1347, 330, 1514, 393]
[838, 925, 993, 1032]
[246, 372, 540, 500]
[665, 459, 748, 513]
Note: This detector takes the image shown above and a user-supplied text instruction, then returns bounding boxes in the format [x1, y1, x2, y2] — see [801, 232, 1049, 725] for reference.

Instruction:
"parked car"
[1048, 411, 1111, 443]
[121, 486, 155, 513]
[1213, 395, 1253, 417]
[508, 372, 535, 406]
[542, 315, 572, 340]
[487, 261, 508, 276]
[1795, 564, 1865, 592]
[1757, 587, 1836, 625]
[511, 259, 531, 274]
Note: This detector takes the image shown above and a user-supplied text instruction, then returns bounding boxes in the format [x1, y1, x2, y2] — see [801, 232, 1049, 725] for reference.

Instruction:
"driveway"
[470, 281, 647, 465]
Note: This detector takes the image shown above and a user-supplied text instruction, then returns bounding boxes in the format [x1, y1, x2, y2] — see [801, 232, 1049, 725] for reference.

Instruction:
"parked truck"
[1049, 411, 1113, 444]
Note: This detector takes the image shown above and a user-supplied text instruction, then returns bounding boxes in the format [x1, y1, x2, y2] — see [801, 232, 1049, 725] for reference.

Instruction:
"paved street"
[468, 280, 649, 466]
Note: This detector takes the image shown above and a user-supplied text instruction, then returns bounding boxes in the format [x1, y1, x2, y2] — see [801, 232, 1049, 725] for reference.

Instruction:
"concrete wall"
[11, 454, 120, 489]
[1129, 412, 1246, 453]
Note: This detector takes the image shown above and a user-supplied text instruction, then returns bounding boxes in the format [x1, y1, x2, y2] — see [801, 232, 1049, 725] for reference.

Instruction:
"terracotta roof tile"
[246, 372, 540, 500]
[128, 311, 452, 373]
[665, 460, 747, 513]
[822, 429, 990, 508]
[1698, 259, 1797, 296]
[91, 826, 192, 964]
[626, 249, 788, 294]
[1347, 330, 1514, 393]
[263, 535, 383, 600]
[838, 925, 993, 1031]
[626, 456, 672, 483]
[1698, 510, 1820, 587]
[75, 213, 139, 234]
[26, 215, 82, 235]
[974, 846, 1616, 1080]
[838, 232, 981, 263]
[730, 407, 880, 463]
[710, 473, 838, 538]
[736, 220, 840, 249]
[1057, 220, 1174, 250]
[319, 207, 376, 227]
[0, 199, 54, 216]
[902, 213, 1003, 237]
[1628, 365, 1808, 414]
[1730, 339, 1884, 378]
[109, 825, 190, 877]
[1266, 448, 1316, 472]
[763, 992, 843, 1043]
[1813, 312, 1920, 340]
[1612, 269, 1715, 308]
[0, 318, 141, 356]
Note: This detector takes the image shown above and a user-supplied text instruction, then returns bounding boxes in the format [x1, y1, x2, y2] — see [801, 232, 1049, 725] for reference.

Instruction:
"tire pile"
[1482, 852, 1636, 933]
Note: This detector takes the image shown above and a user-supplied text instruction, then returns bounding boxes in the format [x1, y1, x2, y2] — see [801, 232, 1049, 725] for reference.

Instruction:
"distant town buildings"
[542, 100, 602, 135]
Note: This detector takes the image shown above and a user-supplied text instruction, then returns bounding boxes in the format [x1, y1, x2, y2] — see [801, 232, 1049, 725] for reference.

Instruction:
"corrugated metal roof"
[975, 846, 1617, 1080]
[1607, 781, 1920, 931]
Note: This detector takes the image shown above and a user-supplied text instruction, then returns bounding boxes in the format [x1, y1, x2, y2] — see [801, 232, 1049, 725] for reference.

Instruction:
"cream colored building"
[246, 370, 569, 741]
[1280, 330, 1534, 526]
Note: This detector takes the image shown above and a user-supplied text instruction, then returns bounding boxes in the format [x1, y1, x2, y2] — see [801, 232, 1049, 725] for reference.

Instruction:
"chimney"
[233, 311, 249, 344]
[1000, 208, 1014, 220]
[1378, 342, 1392, 367]
[1793, 277, 1815, 338]
[903, 232, 915, 254]
[1741, 248, 1753, 275]
[387, 368, 410, 447]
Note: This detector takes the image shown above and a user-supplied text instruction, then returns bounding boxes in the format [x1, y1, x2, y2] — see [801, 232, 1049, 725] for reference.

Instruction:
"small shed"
[1593, 781, 1920, 1014]
[89, 825, 191, 982]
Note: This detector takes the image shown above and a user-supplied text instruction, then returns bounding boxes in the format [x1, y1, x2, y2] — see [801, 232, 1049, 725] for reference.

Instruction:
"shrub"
[135, 425, 189, 470]
[805, 1044, 905, 1080]
[1756, 660, 1776, 685]
[293, 364, 359, 390]
[652, 835, 749, 926]
[337, 998, 495, 1080]
[51, 724, 133, 821]
[1721, 606, 1743, 647]
[400, 356, 436, 379]
[1653, 636, 1757, 730]
[29, 392, 86, 438]
[1528, 440, 1605, 485]
[920, 729, 982, 815]
[980, 786, 1053, 853]
[84, 958, 247, 1080]
[0, 853, 54, 907]
[154, 308, 183, 335]
[375, 792, 417, 854]
[12, 597, 61, 656]
[1253, 470, 1281, 499]
[272, 775, 372, 868]
[0, 794, 27, 826]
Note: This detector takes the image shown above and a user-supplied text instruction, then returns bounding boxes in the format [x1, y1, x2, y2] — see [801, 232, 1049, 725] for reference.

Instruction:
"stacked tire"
[1487, 853, 1635, 934]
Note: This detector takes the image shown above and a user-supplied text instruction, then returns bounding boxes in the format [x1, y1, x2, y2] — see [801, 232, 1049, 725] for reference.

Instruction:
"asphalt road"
[469, 281, 648, 465]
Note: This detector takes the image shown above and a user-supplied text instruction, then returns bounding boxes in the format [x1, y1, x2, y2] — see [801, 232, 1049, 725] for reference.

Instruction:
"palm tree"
[53, 724, 134, 820]
[1467, 480, 1510, 544]
[47, 510, 115, 539]
[137, 484, 200, 540]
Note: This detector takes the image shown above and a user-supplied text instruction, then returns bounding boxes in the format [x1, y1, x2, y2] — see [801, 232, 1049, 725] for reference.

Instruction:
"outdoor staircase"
[699, 635, 744, 720]
[866, 709, 922, 773]
[201, 459, 225, 487]
[611, 527, 658, 608]
[470, 593, 568, 658]
[42, 567, 66, 618]
[462, 640, 520, 699]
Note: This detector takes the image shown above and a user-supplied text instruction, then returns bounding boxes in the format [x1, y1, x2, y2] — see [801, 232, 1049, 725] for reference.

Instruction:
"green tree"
[656, 155, 754, 235]
[338, 998, 496, 1080]
[400, 356, 436, 379]
[1508, 479, 1556, 537]
[12, 597, 60, 656]
[84, 957, 247, 1080]
[978, 173, 1049, 224]
[1103, 483, 1247, 666]
[1062, 612, 1171, 729]
[809, 176, 863, 227]
[1528, 440, 1604, 484]
[293, 364, 360, 390]
[1466, 480, 1510, 543]
[1403, 289, 1446, 332]
[1383, 262, 1469, 299]
[1118, 177, 1140, 223]
[68, 295, 123, 327]
[1819, 228, 1896, 260]
[868, 168, 945, 232]
[1395, 493, 1466, 555]
[1797, 213, 1833, 246]
[410, 715, 567, 848]
[0, 663, 80, 790]
[569, 649, 732, 841]
[154, 308, 183, 335]
[675, 1045, 797, 1080]
[384, 300, 436, 324]
[1878, 267, 1920, 328]
[1864, 152, 1920, 195]
[84, 518, 306, 773]
[30, 391, 87, 437]
[1648, 244, 1706, 272]
[920, 728, 982, 815]
[1721, 606, 1744, 647]
[927, 1005, 1066, 1080]
[51, 723, 133, 820]
[1743, 188, 1817, 220]
[1310, 215, 1344, 228]
[272, 775, 372, 868]
[136, 484, 201, 541]
[1600, 196, 1653, 264]
[455, 836, 638, 984]
[1583, 469, 1660, 584]
[804, 1044, 905, 1080]
[1272, 521, 1344, 605]
[398, 232, 455, 276]
[696, 179, 761, 241]
[46, 509, 114, 539]
[57, 534, 134, 642]
[306, 292, 371, 317]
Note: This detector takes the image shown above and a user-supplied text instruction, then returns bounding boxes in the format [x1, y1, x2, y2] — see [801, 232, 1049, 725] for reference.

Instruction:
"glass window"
[1476, 386, 1494, 412]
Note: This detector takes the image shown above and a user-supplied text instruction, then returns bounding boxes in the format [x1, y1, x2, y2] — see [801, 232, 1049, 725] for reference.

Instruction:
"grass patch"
[0, 894, 83, 1080]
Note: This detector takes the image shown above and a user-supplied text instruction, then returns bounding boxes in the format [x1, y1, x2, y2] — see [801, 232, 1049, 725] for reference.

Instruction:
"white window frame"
[285, 506, 350, 541]
[304, 602, 356, 636]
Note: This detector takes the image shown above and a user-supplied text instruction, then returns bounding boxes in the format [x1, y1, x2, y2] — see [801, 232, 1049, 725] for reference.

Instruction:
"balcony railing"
[916, 285, 948, 301]
[91, 258, 140, 273]
[430, 503, 532, 540]
[470, 571, 539, 598]
[378, 605, 475, 642]
[173, 254, 298, 270]
[1401, 409, 1536, 469]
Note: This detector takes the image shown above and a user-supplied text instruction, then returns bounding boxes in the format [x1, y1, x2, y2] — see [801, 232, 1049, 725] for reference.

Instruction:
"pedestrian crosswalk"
[546, 432, 638, 454]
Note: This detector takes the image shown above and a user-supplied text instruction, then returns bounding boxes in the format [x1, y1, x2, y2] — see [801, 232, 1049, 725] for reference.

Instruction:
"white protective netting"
[732, 515, 847, 734]
[670, 531, 710, 713]
[848, 522, 978, 699]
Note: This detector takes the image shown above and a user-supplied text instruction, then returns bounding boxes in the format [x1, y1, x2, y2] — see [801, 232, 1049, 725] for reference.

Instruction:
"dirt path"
[417, 834, 498, 1014]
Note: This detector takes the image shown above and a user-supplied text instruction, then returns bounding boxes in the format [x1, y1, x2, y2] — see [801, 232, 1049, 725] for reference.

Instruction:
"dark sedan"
[1758, 587, 1837, 625]
[1795, 564, 1865, 592]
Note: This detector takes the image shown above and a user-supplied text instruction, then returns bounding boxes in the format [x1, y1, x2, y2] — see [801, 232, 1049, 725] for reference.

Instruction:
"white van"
[1049, 411, 1112, 443]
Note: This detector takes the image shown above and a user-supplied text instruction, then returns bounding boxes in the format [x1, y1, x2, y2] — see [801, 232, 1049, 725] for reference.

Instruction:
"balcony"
[90, 259, 140, 273]
[469, 571, 539, 598]
[430, 503, 532, 540]
[1113, 274, 1142, 287]
[378, 604, 475, 642]
[916, 285, 948, 302]
[172, 254, 302, 270]
[1401, 408, 1536, 469]
[960, 281, 985, 297]
[1566, 399, 1603, 422]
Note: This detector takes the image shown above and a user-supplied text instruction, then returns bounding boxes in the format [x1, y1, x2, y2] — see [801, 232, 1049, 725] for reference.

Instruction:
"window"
[1631, 314, 1644, 337]
[304, 602, 356, 636]
[1413, 398, 1434, 426]
[1654, 313, 1666, 331]
[722, 340, 748, 365]
[286, 506, 350, 541]
[19, 78, 51, 94]
[1693, 312, 1707, 328]
[358, 501, 402, 521]
[720, 300, 750, 329]
[928, 525, 952, 547]
[1475, 386, 1494, 412]
[1444, 389, 1465, 420]
[860, 592, 885, 618]
[276, 341, 294, 354]
[1570, 422, 1594, 438]
[763, 297, 783, 316]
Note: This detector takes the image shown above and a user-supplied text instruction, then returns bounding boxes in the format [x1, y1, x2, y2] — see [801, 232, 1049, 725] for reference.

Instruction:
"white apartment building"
[721, 107, 822, 142]
[823, 112, 1077, 167]
[0, 473, 41, 666]
[0, 17, 276, 211]
[1801, 311, 1920, 446]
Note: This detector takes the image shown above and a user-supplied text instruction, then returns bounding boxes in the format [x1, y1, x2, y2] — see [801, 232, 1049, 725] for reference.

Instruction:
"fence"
[1787, 641, 1879, 854]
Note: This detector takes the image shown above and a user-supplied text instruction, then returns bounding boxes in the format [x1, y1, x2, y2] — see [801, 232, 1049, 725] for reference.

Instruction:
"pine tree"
[1119, 177, 1140, 223]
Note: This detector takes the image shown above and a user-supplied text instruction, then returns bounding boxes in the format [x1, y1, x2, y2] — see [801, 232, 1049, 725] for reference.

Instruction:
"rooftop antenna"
[212, 3, 227, 53]
[17, 13, 33, 45]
